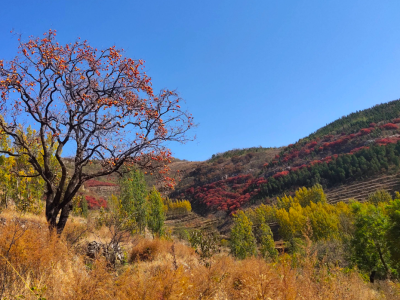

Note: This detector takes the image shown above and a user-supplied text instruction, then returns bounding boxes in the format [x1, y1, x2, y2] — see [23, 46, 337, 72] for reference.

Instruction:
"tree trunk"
[370, 270, 376, 283]
[45, 182, 80, 235]
[56, 202, 73, 234]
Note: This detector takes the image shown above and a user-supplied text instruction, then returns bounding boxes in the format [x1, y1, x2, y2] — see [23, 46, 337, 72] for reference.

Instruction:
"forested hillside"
[170, 99, 400, 215]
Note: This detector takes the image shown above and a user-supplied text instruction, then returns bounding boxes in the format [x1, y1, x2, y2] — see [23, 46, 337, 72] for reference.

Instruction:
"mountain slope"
[170, 98, 400, 216]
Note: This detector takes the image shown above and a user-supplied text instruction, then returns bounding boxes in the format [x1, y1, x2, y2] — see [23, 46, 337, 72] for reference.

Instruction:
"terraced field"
[326, 173, 400, 203]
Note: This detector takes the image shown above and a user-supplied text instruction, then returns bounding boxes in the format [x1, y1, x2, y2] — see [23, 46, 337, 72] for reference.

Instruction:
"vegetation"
[234, 184, 400, 284]
[229, 211, 257, 259]
[164, 198, 192, 215]
[0, 30, 192, 233]
[304, 98, 400, 140]
[147, 187, 165, 237]
[0, 210, 399, 299]
[120, 169, 148, 234]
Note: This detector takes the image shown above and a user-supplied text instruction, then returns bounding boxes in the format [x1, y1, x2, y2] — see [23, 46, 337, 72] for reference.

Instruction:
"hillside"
[170, 98, 400, 216]
[65, 99, 400, 219]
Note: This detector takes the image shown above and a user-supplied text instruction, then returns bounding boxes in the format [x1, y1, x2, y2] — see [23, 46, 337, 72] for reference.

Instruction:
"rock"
[86, 241, 124, 266]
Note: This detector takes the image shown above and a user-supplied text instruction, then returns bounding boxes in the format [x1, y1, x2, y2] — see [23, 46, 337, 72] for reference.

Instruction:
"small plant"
[189, 230, 220, 266]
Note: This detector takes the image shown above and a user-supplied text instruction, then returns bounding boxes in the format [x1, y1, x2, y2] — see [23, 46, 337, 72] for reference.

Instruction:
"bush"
[165, 198, 192, 215]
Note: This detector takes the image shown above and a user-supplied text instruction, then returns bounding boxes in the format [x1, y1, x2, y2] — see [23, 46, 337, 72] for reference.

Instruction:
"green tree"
[304, 201, 340, 241]
[258, 223, 278, 260]
[189, 230, 219, 265]
[350, 202, 392, 280]
[368, 190, 392, 206]
[386, 194, 400, 273]
[96, 195, 137, 246]
[230, 211, 257, 259]
[295, 184, 326, 207]
[147, 187, 165, 237]
[81, 196, 89, 218]
[120, 169, 148, 234]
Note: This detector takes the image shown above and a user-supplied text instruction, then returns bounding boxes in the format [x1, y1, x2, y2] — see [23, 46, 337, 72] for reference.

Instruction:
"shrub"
[129, 239, 164, 262]
[85, 195, 107, 209]
[165, 198, 192, 215]
[381, 123, 398, 130]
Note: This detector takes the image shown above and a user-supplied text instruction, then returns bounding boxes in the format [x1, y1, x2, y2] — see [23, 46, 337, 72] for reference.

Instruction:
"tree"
[367, 190, 392, 206]
[350, 202, 392, 281]
[230, 210, 257, 259]
[147, 187, 165, 237]
[0, 30, 193, 233]
[258, 223, 278, 260]
[120, 169, 148, 234]
[386, 195, 400, 274]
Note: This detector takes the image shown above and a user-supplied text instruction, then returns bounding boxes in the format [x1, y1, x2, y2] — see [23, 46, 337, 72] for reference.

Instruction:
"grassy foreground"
[0, 210, 399, 300]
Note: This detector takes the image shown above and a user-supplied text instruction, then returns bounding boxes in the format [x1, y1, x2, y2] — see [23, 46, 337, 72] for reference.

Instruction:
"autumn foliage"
[0, 30, 193, 233]
[84, 195, 107, 209]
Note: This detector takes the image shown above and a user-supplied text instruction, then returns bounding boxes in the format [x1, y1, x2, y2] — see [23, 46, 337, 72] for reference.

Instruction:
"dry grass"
[0, 213, 400, 299]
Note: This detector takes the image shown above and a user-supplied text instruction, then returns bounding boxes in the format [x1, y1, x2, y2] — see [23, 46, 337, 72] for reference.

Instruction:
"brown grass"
[0, 213, 400, 299]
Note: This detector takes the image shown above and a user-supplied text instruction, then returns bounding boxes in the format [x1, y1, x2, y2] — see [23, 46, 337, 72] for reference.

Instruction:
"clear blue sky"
[2, 0, 400, 161]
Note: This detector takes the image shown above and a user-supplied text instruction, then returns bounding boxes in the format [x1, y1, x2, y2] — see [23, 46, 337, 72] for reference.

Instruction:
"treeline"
[230, 184, 400, 281]
[209, 146, 278, 162]
[304, 99, 400, 141]
[258, 142, 400, 198]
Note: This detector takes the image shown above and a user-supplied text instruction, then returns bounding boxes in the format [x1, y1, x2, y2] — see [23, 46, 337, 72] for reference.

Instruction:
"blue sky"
[1, 0, 400, 161]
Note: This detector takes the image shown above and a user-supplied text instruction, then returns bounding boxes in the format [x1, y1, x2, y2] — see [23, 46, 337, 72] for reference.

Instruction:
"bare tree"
[0, 30, 193, 234]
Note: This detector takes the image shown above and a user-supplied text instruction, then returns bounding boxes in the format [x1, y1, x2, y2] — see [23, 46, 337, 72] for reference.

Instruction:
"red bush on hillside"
[381, 123, 398, 130]
[85, 195, 108, 209]
[273, 170, 289, 178]
[369, 123, 376, 127]
[192, 174, 259, 212]
[350, 146, 369, 154]
[358, 128, 374, 136]
[375, 137, 400, 145]
[307, 141, 318, 148]
[393, 118, 400, 124]
[85, 180, 117, 187]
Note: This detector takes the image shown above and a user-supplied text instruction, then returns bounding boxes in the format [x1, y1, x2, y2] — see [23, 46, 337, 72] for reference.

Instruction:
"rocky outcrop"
[86, 241, 124, 266]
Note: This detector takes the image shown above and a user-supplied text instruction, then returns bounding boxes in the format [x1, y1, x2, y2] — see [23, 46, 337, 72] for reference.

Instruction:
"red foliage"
[381, 123, 398, 130]
[263, 163, 269, 167]
[375, 137, 400, 145]
[310, 160, 322, 166]
[85, 195, 108, 209]
[358, 128, 373, 136]
[84, 180, 117, 187]
[273, 170, 289, 178]
[369, 123, 376, 127]
[186, 187, 195, 194]
[350, 146, 369, 154]
[306, 141, 318, 148]
[192, 175, 259, 212]
[393, 118, 400, 124]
